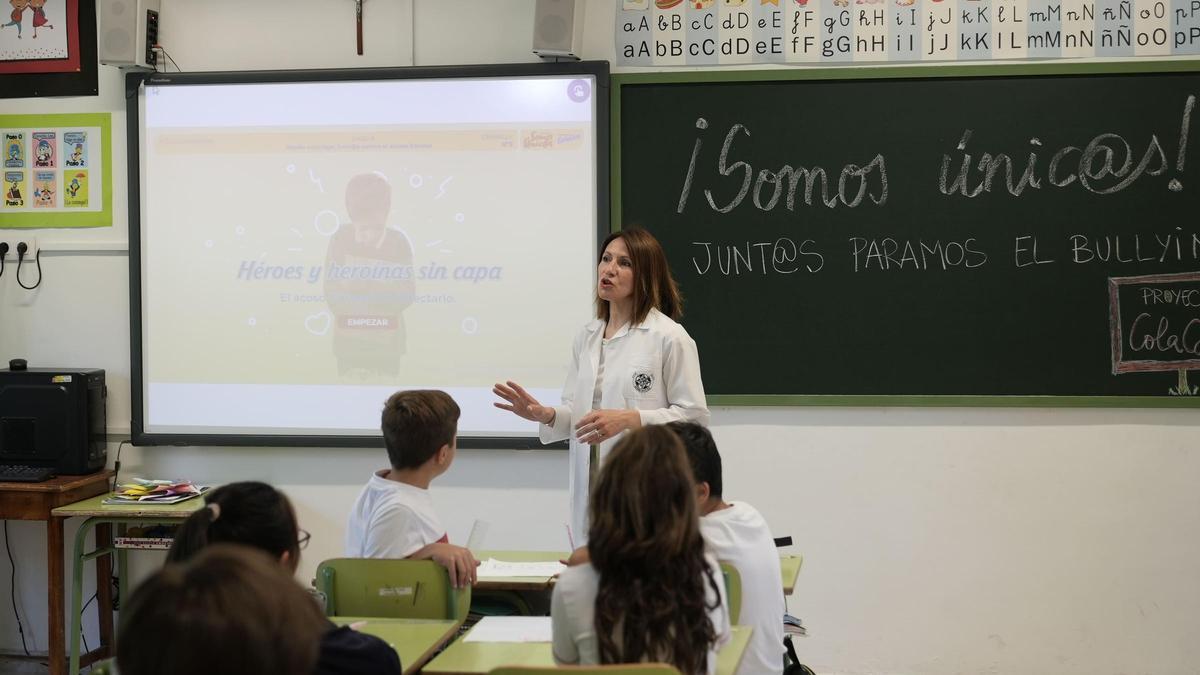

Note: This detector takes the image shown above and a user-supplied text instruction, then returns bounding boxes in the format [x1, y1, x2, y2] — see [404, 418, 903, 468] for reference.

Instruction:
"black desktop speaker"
[0, 366, 107, 475]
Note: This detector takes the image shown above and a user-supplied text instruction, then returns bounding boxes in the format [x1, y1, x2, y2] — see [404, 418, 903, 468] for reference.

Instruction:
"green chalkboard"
[614, 63, 1200, 406]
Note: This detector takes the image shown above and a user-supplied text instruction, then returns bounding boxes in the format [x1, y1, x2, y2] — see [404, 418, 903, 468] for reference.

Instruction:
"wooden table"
[0, 471, 112, 675]
[332, 616, 461, 675]
[423, 622, 752, 675]
[51, 492, 206, 675]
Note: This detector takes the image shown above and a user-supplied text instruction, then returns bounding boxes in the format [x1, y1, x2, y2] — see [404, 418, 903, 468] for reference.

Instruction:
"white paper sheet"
[463, 616, 553, 643]
[476, 558, 566, 578]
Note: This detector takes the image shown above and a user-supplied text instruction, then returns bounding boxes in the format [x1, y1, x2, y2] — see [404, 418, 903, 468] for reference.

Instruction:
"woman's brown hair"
[588, 425, 721, 674]
[595, 227, 684, 324]
[117, 544, 329, 675]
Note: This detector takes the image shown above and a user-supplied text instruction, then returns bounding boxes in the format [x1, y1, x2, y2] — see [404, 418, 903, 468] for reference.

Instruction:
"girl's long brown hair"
[588, 425, 721, 674]
[595, 227, 684, 324]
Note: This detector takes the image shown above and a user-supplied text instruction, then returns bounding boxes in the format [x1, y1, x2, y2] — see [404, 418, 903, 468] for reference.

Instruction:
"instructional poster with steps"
[0, 112, 111, 228]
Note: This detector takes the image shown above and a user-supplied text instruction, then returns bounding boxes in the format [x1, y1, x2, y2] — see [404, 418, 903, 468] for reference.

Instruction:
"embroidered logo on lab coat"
[633, 372, 654, 393]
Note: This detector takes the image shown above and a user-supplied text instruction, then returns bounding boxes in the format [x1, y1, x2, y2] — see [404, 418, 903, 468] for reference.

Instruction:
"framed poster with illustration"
[0, 0, 97, 98]
[0, 112, 111, 228]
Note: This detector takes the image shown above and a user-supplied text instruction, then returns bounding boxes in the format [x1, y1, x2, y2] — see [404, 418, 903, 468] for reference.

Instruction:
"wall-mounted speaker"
[98, 0, 161, 69]
[532, 0, 585, 60]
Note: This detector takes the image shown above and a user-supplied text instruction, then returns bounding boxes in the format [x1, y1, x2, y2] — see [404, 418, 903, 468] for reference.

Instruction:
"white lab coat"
[540, 307, 709, 543]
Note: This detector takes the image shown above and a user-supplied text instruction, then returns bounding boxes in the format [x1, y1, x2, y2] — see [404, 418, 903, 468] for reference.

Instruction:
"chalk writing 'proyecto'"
[941, 95, 1196, 198]
[676, 117, 889, 215]
[1139, 287, 1200, 306]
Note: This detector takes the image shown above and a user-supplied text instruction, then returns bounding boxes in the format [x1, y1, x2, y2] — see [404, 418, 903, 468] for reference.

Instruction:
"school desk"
[333, 616, 461, 675]
[0, 471, 113, 675]
[422, 623, 752, 675]
[475, 550, 568, 591]
[780, 555, 803, 595]
[51, 492, 206, 675]
[477, 551, 804, 595]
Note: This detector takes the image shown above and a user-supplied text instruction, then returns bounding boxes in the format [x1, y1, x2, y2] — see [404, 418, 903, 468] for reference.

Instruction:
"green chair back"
[315, 558, 470, 621]
[489, 665, 682, 675]
[719, 561, 742, 624]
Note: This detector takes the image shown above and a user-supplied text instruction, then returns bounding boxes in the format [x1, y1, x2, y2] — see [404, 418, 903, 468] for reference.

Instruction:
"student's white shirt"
[344, 470, 447, 558]
[551, 554, 730, 675]
[540, 307, 710, 543]
[701, 502, 786, 675]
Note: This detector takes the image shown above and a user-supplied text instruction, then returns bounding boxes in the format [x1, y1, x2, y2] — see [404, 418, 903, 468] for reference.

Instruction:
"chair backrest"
[315, 558, 470, 621]
[489, 664, 683, 675]
[718, 561, 742, 624]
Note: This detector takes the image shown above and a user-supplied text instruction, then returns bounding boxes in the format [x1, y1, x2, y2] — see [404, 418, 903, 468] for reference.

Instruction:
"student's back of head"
[667, 420, 723, 500]
[382, 389, 460, 470]
[167, 481, 302, 571]
[117, 544, 328, 675]
[587, 425, 721, 674]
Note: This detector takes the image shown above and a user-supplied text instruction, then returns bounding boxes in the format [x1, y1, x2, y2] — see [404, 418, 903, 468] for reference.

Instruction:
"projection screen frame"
[128, 61, 610, 449]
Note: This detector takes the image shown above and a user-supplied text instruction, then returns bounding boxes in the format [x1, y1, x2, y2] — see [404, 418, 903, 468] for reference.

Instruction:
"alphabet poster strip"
[0, 112, 111, 228]
[615, 0, 1200, 65]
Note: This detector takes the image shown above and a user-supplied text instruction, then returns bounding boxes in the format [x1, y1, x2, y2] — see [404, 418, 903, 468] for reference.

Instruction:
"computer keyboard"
[0, 464, 55, 483]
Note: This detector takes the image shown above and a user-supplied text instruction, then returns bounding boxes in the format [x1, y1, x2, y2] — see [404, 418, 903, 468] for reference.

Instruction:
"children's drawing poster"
[0, 112, 110, 228]
[0, 0, 74, 71]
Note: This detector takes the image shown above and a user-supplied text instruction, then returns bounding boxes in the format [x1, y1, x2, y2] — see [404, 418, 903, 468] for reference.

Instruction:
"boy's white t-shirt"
[701, 501, 786, 675]
[345, 470, 448, 558]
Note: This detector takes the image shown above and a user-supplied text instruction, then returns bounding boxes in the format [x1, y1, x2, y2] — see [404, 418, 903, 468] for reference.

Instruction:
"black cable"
[154, 45, 182, 73]
[112, 440, 130, 492]
[16, 247, 41, 290]
[164, 48, 181, 72]
[0, 242, 8, 277]
[80, 591, 96, 654]
[3, 521, 30, 656]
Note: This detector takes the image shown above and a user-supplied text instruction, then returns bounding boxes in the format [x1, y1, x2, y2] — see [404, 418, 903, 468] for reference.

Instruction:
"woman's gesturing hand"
[493, 380, 555, 425]
[574, 409, 641, 445]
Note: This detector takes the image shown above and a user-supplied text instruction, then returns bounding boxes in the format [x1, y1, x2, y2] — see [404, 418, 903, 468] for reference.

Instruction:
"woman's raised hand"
[493, 380, 555, 425]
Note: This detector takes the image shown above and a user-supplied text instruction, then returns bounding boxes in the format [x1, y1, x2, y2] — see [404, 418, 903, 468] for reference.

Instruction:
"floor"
[0, 656, 100, 674]
[0, 656, 46, 674]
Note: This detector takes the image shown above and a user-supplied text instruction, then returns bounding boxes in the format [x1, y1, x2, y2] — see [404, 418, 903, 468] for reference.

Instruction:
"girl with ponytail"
[157, 481, 401, 675]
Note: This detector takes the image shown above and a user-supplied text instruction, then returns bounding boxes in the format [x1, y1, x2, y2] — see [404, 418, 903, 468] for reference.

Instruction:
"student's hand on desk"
[421, 543, 479, 588]
[574, 409, 640, 444]
[561, 546, 590, 567]
[493, 381, 555, 425]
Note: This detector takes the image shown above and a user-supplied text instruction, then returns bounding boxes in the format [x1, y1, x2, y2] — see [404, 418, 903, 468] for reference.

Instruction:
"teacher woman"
[494, 227, 709, 541]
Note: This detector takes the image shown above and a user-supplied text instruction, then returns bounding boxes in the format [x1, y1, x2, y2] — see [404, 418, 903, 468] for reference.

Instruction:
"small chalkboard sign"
[1109, 271, 1200, 394]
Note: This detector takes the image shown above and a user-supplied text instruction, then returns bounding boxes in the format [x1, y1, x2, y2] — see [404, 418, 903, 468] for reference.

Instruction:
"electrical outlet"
[16, 237, 37, 260]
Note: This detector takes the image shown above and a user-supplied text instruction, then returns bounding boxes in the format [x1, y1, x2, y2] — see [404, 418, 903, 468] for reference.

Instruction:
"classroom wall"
[1, 1, 1198, 673]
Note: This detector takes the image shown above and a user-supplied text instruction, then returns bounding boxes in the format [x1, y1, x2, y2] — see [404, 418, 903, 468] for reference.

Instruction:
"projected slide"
[137, 74, 600, 438]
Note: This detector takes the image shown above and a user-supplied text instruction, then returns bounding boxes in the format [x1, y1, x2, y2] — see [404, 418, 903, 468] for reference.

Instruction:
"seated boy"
[668, 421, 786, 675]
[345, 389, 478, 587]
